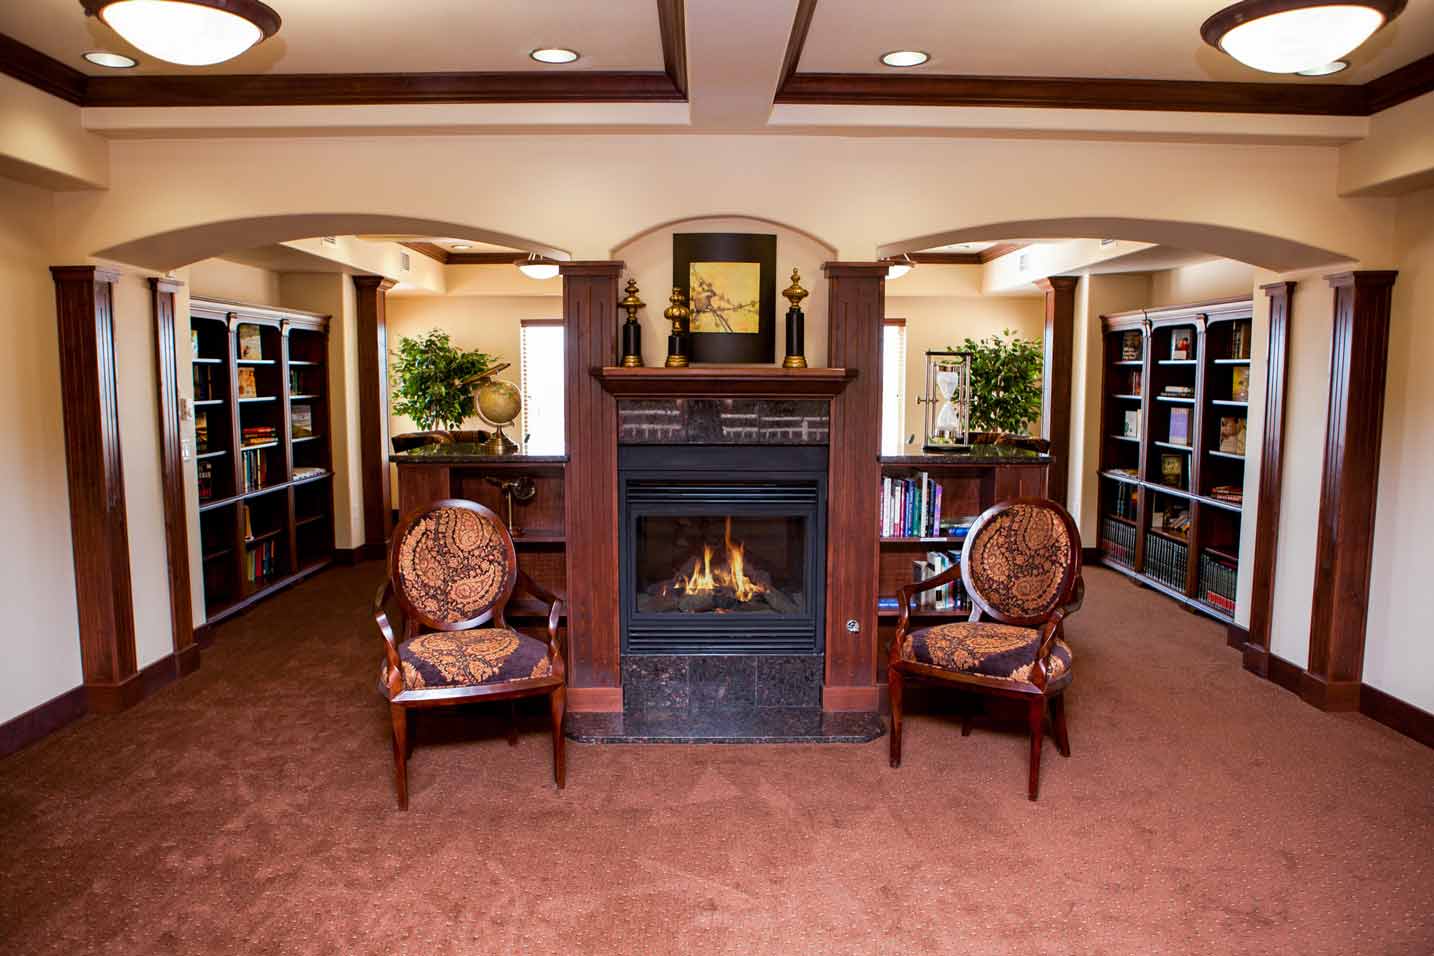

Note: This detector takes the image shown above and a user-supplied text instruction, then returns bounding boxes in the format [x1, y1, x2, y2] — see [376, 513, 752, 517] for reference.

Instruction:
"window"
[520, 320, 564, 454]
[881, 320, 907, 455]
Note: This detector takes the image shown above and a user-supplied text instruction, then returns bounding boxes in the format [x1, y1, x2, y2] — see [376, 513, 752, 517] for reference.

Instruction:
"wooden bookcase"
[1097, 297, 1251, 623]
[190, 297, 334, 625]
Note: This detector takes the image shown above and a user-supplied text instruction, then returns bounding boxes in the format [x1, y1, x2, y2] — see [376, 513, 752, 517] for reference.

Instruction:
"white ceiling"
[2, 0, 665, 75]
[798, 0, 1434, 84]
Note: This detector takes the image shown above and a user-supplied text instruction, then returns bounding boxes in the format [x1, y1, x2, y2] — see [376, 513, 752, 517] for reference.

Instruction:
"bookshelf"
[190, 297, 334, 625]
[1097, 297, 1251, 622]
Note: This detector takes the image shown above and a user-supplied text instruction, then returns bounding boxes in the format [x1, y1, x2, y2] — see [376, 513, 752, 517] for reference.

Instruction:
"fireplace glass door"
[635, 514, 807, 617]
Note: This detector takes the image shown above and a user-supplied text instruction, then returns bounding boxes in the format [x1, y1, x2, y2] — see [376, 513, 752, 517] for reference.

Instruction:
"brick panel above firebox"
[617, 399, 830, 445]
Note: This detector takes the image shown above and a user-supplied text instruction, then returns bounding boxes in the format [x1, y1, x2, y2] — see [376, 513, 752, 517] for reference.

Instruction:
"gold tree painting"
[688, 262, 761, 334]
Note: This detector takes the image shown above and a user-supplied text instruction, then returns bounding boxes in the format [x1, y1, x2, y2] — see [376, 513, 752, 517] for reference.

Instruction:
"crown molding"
[656, 0, 688, 99]
[0, 32, 86, 104]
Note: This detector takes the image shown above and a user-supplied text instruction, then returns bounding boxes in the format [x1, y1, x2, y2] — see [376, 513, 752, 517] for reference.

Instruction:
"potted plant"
[956, 329, 1044, 445]
[389, 330, 497, 434]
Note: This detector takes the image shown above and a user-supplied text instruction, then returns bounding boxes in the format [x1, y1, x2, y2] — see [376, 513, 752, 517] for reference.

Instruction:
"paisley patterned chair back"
[390, 500, 519, 631]
[960, 498, 1081, 627]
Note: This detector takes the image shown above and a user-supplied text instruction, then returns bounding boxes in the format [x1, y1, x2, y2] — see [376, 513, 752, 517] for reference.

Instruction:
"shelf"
[290, 393, 321, 400]
[239, 441, 279, 451]
[1210, 400, 1248, 408]
[295, 513, 328, 529]
[1112, 360, 1144, 367]
[1103, 513, 1136, 527]
[1196, 494, 1243, 513]
[1158, 360, 1199, 366]
[593, 365, 856, 398]
[881, 536, 968, 545]
[291, 435, 321, 443]
[202, 548, 232, 563]
[199, 495, 240, 512]
[291, 470, 332, 486]
[877, 607, 970, 620]
[1156, 395, 1195, 404]
[1101, 470, 1141, 483]
[242, 484, 288, 500]
[288, 360, 321, 366]
[1148, 527, 1190, 546]
[237, 359, 275, 366]
[238, 396, 277, 403]
[194, 399, 225, 407]
[1204, 545, 1239, 564]
[1110, 394, 1142, 401]
[1110, 434, 1141, 443]
[1214, 358, 1251, 365]
[196, 449, 227, 459]
[192, 357, 224, 365]
[244, 528, 285, 546]
[1148, 485, 1192, 500]
[1153, 441, 1192, 452]
[512, 532, 565, 545]
[1208, 450, 1246, 461]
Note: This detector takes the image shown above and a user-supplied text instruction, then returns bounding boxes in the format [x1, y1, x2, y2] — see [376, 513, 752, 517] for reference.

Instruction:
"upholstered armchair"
[888, 498, 1083, 801]
[374, 499, 566, 809]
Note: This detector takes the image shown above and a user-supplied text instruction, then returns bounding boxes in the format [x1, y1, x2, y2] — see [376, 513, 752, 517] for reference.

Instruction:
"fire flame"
[673, 517, 766, 602]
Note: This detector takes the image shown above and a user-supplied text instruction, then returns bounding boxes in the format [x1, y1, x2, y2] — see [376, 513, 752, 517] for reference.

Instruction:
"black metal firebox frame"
[619, 445, 827, 656]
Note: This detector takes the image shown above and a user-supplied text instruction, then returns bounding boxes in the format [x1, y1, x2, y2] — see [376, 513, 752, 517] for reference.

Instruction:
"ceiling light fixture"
[1201, 0, 1404, 74]
[80, 0, 281, 66]
[450, 243, 473, 250]
[880, 50, 929, 68]
[886, 254, 916, 280]
[82, 50, 138, 68]
[1296, 58, 1350, 74]
[518, 254, 560, 280]
[530, 47, 579, 64]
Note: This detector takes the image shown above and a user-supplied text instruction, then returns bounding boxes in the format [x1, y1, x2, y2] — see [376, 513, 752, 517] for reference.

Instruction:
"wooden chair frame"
[375, 498, 566, 809]
[888, 497, 1083, 801]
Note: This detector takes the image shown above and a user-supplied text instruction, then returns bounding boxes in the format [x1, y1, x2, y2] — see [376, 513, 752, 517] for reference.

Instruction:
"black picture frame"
[673, 233, 777, 364]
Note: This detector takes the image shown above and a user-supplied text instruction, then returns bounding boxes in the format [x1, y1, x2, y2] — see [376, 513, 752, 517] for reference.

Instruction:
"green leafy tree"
[956, 329, 1044, 435]
[389, 330, 496, 431]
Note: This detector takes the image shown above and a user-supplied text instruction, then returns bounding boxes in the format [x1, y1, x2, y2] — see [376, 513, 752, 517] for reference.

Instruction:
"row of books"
[246, 539, 280, 583]
[1101, 518, 1136, 567]
[242, 425, 277, 447]
[240, 447, 270, 493]
[881, 474, 946, 538]
[1108, 481, 1138, 521]
[910, 551, 969, 611]
[1163, 384, 1194, 398]
[193, 365, 222, 402]
[1145, 533, 1188, 590]
[1152, 507, 1191, 537]
[1209, 484, 1243, 505]
[1199, 552, 1237, 613]
[197, 459, 215, 501]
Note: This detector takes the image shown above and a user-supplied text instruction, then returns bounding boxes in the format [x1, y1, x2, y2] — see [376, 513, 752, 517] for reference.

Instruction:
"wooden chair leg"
[390, 704, 409, 811]
[1051, 692, 1071, 758]
[507, 701, 519, 747]
[888, 668, 904, 768]
[1026, 698, 1045, 802]
[961, 705, 974, 737]
[550, 686, 566, 789]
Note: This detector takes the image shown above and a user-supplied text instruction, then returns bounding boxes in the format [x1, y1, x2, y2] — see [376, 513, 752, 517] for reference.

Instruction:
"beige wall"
[1147, 259, 1258, 308]
[0, 176, 83, 724]
[885, 294, 1045, 449]
[187, 258, 283, 307]
[1365, 186, 1434, 711]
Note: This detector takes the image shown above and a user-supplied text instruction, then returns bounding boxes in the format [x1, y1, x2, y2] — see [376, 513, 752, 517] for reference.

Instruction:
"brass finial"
[782, 268, 808, 310]
[664, 286, 691, 333]
[619, 278, 645, 321]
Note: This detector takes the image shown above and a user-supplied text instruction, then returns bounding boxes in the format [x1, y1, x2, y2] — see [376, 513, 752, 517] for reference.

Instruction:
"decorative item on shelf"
[1123, 409, 1141, 438]
[618, 278, 646, 368]
[781, 268, 808, 369]
[917, 350, 972, 453]
[663, 287, 692, 368]
[1231, 367, 1250, 402]
[390, 330, 496, 431]
[238, 324, 263, 360]
[1169, 408, 1190, 446]
[1161, 453, 1186, 489]
[237, 367, 258, 398]
[1120, 330, 1142, 361]
[1219, 416, 1247, 455]
[673, 233, 777, 363]
[483, 475, 538, 530]
[462, 361, 522, 456]
[1171, 329, 1194, 360]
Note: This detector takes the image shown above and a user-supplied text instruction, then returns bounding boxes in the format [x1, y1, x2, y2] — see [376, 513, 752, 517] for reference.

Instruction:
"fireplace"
[620, 445, 825, 656]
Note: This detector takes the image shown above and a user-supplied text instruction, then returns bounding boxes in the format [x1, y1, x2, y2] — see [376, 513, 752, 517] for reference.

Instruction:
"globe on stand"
[463, 362, 522, 455]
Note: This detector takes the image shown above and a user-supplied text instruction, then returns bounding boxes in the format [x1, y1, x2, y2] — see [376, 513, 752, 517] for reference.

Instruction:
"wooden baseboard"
[194, 622, 215, 648]
[1241, 642, 1270, 677]
[0, 686, 87, 758]
[567, 686, 623, 713]
[822, 684, 880, 712]
[1226, 623, 1248, 650]
[1081, 547, 1102, 565]
[333, 547, 362, 566]
[1360, 684, 1434, 750]
[176, 642, 201, 677]
[85, 672, 147, 714]
[1298, 671, 1362, 712]
[1265, 653, 1304, 695]
[359, 542, 388, 563]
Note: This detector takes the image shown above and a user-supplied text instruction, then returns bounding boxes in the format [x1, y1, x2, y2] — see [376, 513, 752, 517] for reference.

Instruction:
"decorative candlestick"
[618, 277, 645, 368]
[781, 268, 809, 369]
[664, 287, 692, 368]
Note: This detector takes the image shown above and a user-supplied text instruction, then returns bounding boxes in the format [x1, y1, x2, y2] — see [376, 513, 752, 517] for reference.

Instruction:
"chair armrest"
[1062, 575, 1085, 617]
[892, 561, 966, 660]
[514, 570, 564, 650]
[1029, 606, 1068, 690]
[374, 581, 404, 694]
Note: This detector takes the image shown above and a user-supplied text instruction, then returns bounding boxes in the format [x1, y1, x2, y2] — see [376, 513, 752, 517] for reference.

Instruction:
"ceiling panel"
[797, 0, 1434, 85]
[1, 0, 664, 76]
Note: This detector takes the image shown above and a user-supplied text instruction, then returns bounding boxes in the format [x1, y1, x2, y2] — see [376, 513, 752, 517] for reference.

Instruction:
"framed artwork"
[673, 233, 777, 363]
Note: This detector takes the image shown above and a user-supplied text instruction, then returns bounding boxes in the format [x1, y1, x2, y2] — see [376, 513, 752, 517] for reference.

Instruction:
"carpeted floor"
[2, 564, 1432, 955]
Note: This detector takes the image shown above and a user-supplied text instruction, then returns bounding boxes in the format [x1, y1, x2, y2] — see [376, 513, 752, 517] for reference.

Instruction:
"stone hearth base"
[566, 709, 884, 744]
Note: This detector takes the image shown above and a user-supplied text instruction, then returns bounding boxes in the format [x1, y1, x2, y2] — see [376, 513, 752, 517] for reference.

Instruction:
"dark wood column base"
[823, 684, 880, 712]
[176, 642, 201, 678]
[1298, 672, 1362, 712]
[567, 686, 623, 713]
[85, 672, 146, 714]
[1241, 643, 1271, 678]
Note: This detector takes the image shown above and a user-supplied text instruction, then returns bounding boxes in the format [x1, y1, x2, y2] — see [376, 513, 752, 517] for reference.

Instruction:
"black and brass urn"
[781, 268, 809, 369]
[664, 286, 692, 368]
[618, 277, 645, 368]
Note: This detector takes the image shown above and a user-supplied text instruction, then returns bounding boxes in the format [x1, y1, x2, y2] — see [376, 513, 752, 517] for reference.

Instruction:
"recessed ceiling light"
[81, 0, 281, 67]
[1296, 59, 1350, 75]
[880, 50, 929, 68]
[1201, 1, 1404, 75]
[83, 50, 138, 68]
[530, 48, 580, 64]
[451, 243, 473, 250]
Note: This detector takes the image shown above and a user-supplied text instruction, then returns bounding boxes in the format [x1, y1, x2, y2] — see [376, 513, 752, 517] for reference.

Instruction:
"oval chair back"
[388, 499, 519, 632]
[959, 497, 1082, 628]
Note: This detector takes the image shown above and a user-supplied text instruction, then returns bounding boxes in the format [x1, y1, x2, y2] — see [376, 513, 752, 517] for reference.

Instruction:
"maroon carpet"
[2, 564, 1431, 955]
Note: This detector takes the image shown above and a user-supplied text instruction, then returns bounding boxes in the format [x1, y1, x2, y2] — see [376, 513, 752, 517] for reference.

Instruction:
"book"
[195, 411, 209, 453]
[191, 329, 199, 357]
[1169, 408, 1190, 446]
[1163, 384, 1194, 398]
[1231, 321, 1250, 360]
[1121, 331, 1142, 361]
[1161, 453, 1185, 488]
[1123, 410, 1141, 438]
[1231, 367, 1250, 402]
[1210, 484, 1243, 504]
[291, 405, 313, 438]
[1219, 416, 1247, 455]
[238, 325, 263, 360]
[293, 466, 326, 481]
[1171, 329, 1194, 360]
[237, 367, 258, 398]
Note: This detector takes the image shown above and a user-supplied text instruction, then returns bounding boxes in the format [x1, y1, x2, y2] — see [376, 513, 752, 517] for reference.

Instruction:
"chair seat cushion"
[398, 628, 552, 690]
[901, 622, 1072, 687]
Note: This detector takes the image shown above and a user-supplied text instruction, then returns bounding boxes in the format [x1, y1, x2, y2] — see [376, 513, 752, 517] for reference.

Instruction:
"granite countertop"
[880, 444, 1053, 465]
[390, 442, 567, 464]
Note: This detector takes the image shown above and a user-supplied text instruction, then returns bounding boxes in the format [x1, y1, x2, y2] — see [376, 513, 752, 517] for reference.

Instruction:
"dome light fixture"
[1201, 0, 1405, 75]
[1296, 58, 1350, 75]
[886, 254, 916, 281]
[80, 0, 281, 67]
[450, 243, 473, 250]
[530, 47, 580, 64]
[83, 50, 138, 68]
[880, 49, 929, 68]
[517, 254, 560, 281]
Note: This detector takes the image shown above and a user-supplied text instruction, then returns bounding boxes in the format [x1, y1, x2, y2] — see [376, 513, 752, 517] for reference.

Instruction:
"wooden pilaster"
[1036, 276, 1079, 507]
[353, 275, 397, 560]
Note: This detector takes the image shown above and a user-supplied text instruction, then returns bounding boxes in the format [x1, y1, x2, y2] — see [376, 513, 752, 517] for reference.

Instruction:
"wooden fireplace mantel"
[592, 365, 856, 398]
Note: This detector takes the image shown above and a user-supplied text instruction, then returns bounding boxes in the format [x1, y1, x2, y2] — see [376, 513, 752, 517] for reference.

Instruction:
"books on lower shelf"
[246, 539, 279, 583]
[1199, 552, 1237, 612]
[880, 473, 952, 538]
[1209, 484, 1243, 505]
[1145, 532, 1188, 591]
[1230, 321, 1251, 360]
[1101, 517, 1136, 567]
[197, 460, 214, 501]
[237, 367, 259, 398]
[1162, 385, 1194, 398]
[909, 550, 968, 611]
[242, 425, 277, 446]
[240, 446, 269, 492]
[195, 411, 210, 453]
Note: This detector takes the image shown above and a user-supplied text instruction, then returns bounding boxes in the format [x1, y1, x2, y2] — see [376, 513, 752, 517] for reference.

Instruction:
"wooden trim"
[1360, 684, 1434, 750]
[1036, 276, 1079, 508]
[449, 252, 528, 265]
[567, 686, 624, 713]
[779, 0, 821, 94]
[1266, 653, 1304, 696]
[520, 318, 564, 327]
[592, 365, 855, 398]
[908, 252, 982, 265]
[1364, 51, 1434, 113]
[980, 242, 1031, 264]
[0, 686, 87, 758]
[1226, 623, 1248, 650]
[149, 278, 198, 681]
[398, 241, 449, 265]
[1305, 271, 1397, 711]
[884, 317, 906, 327]
[656, 0, 689, 98]
[51, 266, 143, 715]
[352, 276, 397, 558]
[822, 684, 881, 712]
[0, 32, 87, 105]
[333, 547, 363, 565]
[1242, 282, 1294, 677]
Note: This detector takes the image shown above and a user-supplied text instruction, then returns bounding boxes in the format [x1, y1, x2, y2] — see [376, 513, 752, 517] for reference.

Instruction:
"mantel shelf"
[592, 365, 856, 398]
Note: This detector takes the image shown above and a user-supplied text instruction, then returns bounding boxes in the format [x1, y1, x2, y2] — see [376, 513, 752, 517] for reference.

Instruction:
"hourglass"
[920, 350, 972, 452]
